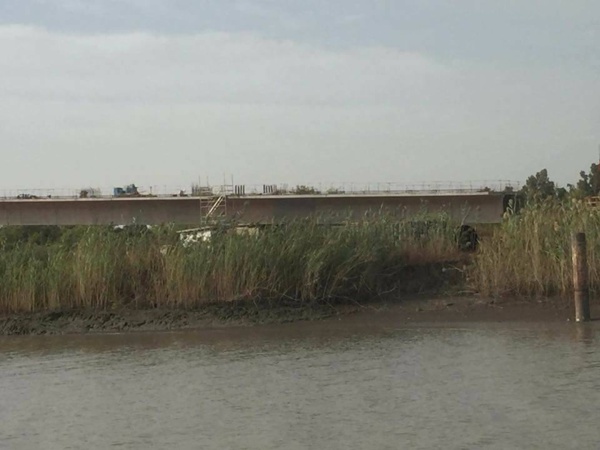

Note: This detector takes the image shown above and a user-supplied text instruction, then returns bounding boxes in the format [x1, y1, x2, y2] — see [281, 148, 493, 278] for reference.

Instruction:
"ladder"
[199, 195, 227, 224]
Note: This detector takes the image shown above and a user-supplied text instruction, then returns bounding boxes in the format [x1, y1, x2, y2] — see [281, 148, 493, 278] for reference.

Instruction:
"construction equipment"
[113, 184, 140, 197]
[79, 187, 101, 198]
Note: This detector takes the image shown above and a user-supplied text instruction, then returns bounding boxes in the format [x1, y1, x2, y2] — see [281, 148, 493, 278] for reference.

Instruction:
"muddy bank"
[0, 295, 590, 336]
[372, 296, 579, 323]
[0, 300, 341, 336]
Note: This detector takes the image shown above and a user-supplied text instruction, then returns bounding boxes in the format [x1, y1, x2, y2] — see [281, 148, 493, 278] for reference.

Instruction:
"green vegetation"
[0, 217, 461, 314]
[471, 161, 600, 298]
[570, 163, 600, 199]
[520, 162, 600, 203]
[471, 199, 600, 298]
[521, 169, 567, 203]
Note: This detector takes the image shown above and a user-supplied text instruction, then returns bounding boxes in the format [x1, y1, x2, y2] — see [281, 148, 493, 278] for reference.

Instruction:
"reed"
[471, 199, 600, 298]
[0, 216, 460, 313]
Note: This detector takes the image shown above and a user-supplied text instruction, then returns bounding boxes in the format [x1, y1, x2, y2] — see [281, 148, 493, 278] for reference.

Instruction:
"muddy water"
[2, 319, 600, 449]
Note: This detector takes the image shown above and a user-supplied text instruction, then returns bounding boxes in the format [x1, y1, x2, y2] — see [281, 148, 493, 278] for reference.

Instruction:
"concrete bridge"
[0, 192, 513, 226]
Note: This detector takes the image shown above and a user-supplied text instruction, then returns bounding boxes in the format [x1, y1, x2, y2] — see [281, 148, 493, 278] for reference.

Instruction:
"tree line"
[522, 162, 600, 203]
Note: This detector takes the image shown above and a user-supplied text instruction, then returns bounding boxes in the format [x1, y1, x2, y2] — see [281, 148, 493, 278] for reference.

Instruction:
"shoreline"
[0, 296, 587, 336]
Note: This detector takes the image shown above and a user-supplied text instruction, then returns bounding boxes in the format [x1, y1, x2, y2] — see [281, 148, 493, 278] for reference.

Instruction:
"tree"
[570, 163, 600, 198]
[521, 169, 560, 202]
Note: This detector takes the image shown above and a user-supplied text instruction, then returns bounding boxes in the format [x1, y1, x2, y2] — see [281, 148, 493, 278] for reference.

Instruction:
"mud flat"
[0, 295, 588, 336]
[0, 300, 342, 335]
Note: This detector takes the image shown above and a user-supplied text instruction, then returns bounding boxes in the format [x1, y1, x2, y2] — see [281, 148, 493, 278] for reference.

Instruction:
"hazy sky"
[1, 1, 599, 192]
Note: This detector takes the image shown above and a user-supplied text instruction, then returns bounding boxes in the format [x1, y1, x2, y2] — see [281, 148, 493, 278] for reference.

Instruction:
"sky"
[0, 0, 599, 193]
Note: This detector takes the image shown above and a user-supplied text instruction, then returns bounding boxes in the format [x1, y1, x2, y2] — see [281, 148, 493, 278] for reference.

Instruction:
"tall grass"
[471, 199, 600, 298]
[0, 216, 460, 313]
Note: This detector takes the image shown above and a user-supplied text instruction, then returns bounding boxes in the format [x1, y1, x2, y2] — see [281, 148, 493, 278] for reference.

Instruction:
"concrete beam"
[0, 193, 510, 226]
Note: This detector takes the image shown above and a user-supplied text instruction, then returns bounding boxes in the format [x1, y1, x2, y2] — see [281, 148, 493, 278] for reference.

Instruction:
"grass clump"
[471, 199, 600, 298]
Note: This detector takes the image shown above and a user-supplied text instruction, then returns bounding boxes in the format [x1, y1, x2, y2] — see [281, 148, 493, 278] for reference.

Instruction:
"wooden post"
[572, 232, 591, 322]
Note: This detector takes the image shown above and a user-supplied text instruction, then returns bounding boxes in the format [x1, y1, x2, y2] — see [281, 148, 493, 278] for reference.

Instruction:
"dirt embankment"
[0, 295, 585, 336]
[0, 300, 340, 335]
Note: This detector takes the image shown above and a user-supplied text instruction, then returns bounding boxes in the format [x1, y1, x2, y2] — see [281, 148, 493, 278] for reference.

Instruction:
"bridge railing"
[237, 180, 520, 195]
[0, 180, 520, 200]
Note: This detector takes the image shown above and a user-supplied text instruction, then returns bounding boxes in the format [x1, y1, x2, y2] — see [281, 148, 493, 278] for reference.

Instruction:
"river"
[1, 318, 600, 449]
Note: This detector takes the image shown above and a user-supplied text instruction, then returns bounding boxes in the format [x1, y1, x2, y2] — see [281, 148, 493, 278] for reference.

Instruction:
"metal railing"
[0, 180, 520, 200]
[235, 180, 520, 196]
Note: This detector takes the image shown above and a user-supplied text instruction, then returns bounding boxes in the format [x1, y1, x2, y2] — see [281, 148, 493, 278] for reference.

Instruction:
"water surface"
[1, 319, 599, 449]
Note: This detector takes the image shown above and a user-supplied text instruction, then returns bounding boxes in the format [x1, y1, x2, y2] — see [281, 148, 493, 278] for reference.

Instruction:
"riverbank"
[0, 295, 586, 335]
[4, 202, 600, 335]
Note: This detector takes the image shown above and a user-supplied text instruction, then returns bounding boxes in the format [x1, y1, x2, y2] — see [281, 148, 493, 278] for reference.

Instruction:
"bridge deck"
[0, 192, 510, 226]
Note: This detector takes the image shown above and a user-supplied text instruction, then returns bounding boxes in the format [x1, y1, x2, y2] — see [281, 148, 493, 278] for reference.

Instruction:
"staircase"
[200, 195, 227, 224]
